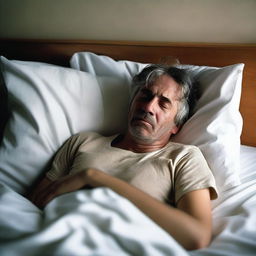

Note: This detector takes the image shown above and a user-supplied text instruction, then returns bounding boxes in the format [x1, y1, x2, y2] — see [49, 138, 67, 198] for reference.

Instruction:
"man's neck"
[112, 133, 169, 153]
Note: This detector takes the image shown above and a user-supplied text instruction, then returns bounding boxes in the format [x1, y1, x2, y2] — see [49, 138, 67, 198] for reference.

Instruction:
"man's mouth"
[132, 117, 153, 127]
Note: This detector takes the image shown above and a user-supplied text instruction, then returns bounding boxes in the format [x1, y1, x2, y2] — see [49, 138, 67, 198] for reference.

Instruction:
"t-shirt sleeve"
[174, 146, 218, 204]
[46, 134, 81, 181]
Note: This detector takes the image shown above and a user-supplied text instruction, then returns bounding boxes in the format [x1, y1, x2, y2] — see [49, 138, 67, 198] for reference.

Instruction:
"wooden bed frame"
[0, 39, 256, 146]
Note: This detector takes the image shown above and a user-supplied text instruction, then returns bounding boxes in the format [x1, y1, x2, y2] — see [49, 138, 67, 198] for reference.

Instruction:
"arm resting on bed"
[29, 168, 212, 251]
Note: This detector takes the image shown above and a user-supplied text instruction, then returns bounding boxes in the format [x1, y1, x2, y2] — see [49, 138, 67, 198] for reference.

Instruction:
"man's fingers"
[33, 181, 58, 208]
[32, 172, 91, 208]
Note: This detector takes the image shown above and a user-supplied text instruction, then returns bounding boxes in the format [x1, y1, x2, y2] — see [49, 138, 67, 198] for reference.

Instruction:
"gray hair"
[131, 64, 198, 127]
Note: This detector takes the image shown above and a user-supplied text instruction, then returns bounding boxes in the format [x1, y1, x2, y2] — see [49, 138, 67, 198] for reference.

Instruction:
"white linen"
[0, 184, 187, 256]
[190, 145, 256, 256]
[0, 145, 255, 255]
[0, 57, 130, 194]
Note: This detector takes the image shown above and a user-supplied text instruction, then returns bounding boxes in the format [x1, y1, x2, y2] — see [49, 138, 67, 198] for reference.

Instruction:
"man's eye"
[160, 100, 171, 110]
[160, 102, 168, 109]
[139, 92, 152, 101]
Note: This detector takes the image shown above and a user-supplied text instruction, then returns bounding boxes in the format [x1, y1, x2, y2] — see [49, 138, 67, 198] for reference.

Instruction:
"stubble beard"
[129, 124, 156, 144]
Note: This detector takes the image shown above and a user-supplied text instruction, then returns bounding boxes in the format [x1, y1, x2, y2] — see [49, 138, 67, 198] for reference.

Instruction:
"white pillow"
[0, 56, 131, 194]
[70, 52, 244, 192]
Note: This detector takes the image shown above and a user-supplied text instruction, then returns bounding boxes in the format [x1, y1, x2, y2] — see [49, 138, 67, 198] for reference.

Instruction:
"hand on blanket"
[30, 168, 213, 250]
[30, 168, 102, 208]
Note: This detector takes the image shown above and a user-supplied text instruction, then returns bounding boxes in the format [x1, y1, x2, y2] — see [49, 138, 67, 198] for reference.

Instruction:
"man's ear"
[170, 125, 180, 135]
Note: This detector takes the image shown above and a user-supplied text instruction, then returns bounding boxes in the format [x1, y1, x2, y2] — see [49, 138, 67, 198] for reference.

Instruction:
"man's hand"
[29, 168, 212, 250]
[31, 169, 102, 208]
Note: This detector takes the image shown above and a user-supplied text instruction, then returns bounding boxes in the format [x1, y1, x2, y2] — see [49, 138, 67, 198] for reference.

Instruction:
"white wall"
[0, 0, 256, 43]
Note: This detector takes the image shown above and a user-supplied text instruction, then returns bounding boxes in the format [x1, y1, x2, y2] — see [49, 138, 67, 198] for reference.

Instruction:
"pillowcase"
[0, 56, 131, 194]
[70, 52, 244, 192]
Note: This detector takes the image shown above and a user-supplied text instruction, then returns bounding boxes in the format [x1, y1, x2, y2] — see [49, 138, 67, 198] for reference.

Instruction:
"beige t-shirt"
[47, 132, 218, 205]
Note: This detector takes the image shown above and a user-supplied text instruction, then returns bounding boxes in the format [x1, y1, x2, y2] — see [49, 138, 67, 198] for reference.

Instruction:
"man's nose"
[142, 97, 157, 115]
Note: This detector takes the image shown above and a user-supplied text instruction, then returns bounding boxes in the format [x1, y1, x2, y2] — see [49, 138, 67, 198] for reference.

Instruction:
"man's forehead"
[142, 81, 181, 101]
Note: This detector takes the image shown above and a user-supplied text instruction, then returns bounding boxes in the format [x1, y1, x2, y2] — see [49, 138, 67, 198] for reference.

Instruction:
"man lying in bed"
[29, 64, 218, 250]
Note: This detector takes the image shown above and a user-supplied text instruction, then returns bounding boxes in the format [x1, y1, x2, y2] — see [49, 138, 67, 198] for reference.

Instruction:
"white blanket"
[190, 145, 256, 256]
[1, 146, 256, 256]
[0, 183, 187, 256]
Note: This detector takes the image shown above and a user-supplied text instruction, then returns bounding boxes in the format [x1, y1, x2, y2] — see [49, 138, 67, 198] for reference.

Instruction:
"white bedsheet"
[0, 145, 255, 256]
[0, 184, 187, 256]
[190, 145, 256, 256]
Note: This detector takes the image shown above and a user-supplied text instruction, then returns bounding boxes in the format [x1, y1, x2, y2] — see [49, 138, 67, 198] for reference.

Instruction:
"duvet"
[0, 184, 187, 256]
[1, 145, 256, 256]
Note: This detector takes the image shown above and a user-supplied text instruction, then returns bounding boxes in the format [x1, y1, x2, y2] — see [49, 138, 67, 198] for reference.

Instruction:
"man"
[29, 65, 217, 250]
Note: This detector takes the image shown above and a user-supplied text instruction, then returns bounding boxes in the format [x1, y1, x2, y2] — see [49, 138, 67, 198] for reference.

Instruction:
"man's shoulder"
[77, 131, 102, 139]
[156, 142, 206, 165]
[164, 141, 202, 157]
[167, 141, 199, 150]
[64, 131, 101, 145]
[72, 131, 117, 145]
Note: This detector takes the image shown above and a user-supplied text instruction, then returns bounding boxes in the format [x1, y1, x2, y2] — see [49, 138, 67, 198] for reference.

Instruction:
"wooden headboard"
[1, 39, 256, 146]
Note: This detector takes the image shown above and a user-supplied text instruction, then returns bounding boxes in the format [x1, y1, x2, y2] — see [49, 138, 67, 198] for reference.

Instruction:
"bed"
[0, 39, 256, 256]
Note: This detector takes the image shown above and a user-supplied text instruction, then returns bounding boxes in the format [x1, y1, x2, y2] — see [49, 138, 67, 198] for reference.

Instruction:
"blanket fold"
[0, 183, 187, 256]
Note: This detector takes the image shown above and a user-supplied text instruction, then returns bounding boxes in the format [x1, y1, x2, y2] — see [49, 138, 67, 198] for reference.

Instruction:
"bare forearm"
[29, 173, 89, 208]
[30, 168, 212, 250]
[85, 169, 211, 250]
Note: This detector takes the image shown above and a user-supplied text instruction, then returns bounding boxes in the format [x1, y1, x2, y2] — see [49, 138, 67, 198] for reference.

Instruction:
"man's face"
[128, 74, 181, 144]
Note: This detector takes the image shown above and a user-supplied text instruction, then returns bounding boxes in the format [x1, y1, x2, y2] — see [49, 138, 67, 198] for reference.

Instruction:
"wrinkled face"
[128, 74, 181, 144]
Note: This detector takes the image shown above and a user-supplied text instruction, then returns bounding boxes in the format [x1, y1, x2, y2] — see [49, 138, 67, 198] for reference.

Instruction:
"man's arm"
[29, 168, 212, 250]
[84, 169, 212, 250]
